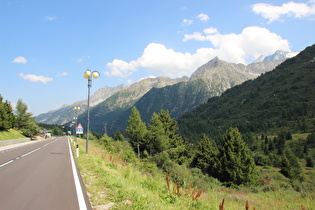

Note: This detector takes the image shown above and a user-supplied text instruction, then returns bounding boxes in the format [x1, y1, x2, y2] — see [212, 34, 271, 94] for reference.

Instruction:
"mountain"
[37, 49, 294, 135]
[36, 84, 127, 125]
[252, 50, 299, 63]
[77, 77, 188, 134]
[178, 44, 315, 140]
[85, 52, 287, 135]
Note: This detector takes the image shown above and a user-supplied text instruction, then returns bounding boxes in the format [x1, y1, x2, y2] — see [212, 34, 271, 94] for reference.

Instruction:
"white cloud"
[204, 27, 219, 34]
[56, 72, 69, 77]
[12, 56, 27, 64]
[105, 26, 291, 79]
[45, 16, 56, 21]
[182, 19, 193, 26]
[252, 1, 315, 23]
[197, 13, 209, 22]
[105, 59, 138, 77]
[183, 26, 290, 64]
[105, 43, 216, 78]
[18, 73, 53, 84]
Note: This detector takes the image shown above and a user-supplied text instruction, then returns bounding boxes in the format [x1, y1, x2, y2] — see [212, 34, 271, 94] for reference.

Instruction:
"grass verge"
[72, 138, 315, 209]
[0, 129, 26, 140]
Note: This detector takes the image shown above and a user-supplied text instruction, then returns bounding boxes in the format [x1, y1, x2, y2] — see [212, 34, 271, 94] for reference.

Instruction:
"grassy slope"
[0, 129, 26, 140]
[73, 138, 315, 210]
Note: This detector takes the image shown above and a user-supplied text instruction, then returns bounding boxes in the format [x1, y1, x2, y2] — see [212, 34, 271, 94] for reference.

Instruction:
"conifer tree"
[0, 95, 15, 130]
[191, 134, 219, 176]
[157, 109, 182, 147]
[113, 130, 125, 141]
[126, 106, 148, 158]
[148, 112, 169, 155]
[280, 149, 305, 181]
[218, 127, 257, 186]
[157, 110, 188, 163]
[15, 99, 39, 137]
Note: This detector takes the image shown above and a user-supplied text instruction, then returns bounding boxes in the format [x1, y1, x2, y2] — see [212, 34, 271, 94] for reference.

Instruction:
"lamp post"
[73, 106, 80, 137]
[83, 69, 99, 154]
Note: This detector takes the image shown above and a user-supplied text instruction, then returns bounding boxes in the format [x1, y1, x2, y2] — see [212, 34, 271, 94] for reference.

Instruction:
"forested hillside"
[178, 44, 315, 140]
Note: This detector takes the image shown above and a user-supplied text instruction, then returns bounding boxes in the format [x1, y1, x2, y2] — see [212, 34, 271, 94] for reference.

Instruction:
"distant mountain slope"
[178, 44, 315, 140]
[90, 52, 287, 135]
[78, 77, 188, 134]
[36, 85, 127, 125]
[36, 49, 295, 135]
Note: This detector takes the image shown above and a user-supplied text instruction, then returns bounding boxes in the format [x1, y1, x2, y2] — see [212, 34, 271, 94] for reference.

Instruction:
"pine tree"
[157, 110, 188, 164]
[157, 109, 182, 147]
[126, 106, 148, 158]
[280, 149, 305, 181]
[113, 130, 125, 141]
[148, 113, 169, 155]
[0, 95, 15, 130]
[191, 134, 219, 176]
[218, 128, 257, 186]
[15, 99, 39, 137]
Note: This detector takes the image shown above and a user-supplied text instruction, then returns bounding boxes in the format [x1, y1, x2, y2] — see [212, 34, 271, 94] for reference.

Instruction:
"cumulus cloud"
[252, 1, 315, 23]
[12, 56, 27, 64]
[183, 26, 290, 64]
[105, 26, 291, 79]
[18, 73, 53, 84]
[197, 13, 210, 22]
[105, 43, 215, 78]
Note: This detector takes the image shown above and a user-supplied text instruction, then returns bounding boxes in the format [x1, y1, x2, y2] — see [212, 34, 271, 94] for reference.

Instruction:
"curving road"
[0, 136, 91, 210]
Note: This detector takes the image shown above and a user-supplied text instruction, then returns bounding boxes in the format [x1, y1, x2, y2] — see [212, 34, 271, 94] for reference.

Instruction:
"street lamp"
[83, 69, 99, 153]
[73, 106, 80, 137]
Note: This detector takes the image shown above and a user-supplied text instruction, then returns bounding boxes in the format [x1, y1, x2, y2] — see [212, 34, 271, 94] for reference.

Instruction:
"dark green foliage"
[112, 130, 125, 141]
[306, 156, 314, 167]
[217, 128, 257, 186]
[306, 132, 315, 146]
[126, 106, 148, 158]
[51, 126, 63, 136]
[191, 134, 219, 176]
[147, 113, 169, 155]
[14, 99, 39, 137]
[178, 44, 315, 140]
[99, 134, 113, 151]
[280, 149, 305, 181]
[0, 95, 15, 130]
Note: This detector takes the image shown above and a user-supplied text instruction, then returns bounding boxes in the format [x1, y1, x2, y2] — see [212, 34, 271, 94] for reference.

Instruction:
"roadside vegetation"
[73, 137, 315, 209]
[0, 129, 26, 140]
[0, 95, 39, 139]
[72, 106, 315, 209]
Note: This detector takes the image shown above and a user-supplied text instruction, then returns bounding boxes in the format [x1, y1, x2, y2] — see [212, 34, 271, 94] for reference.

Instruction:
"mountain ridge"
[178, 44, 315, 140]
[36, 49, 296, 134]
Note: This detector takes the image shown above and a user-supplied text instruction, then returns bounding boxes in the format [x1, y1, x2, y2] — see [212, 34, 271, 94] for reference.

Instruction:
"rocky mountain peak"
[252, 50, 300, 63]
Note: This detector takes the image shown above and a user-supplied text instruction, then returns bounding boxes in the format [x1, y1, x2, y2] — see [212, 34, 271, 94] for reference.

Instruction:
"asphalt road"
[0, 136, 91, 210]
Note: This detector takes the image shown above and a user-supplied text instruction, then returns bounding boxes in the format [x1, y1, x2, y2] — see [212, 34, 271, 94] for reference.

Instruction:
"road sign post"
[76, 123, 84, 136]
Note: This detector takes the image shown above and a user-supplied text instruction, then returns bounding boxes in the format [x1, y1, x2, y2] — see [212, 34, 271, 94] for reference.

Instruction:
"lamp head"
[92, 71, 100, 79]
[83, 69, 91, 79]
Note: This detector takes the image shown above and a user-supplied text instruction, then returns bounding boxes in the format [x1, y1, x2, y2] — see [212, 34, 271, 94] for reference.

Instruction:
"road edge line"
[67, 137, 87, 210]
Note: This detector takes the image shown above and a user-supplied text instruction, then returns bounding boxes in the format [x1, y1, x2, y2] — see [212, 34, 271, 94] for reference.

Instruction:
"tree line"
[0, 94, 39, 137]
[96, 106, 315, 188]
[100, 106, 258, 186]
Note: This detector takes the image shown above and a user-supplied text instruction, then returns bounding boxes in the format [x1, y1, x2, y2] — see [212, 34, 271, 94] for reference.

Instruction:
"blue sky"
[1, 0, 315, 116]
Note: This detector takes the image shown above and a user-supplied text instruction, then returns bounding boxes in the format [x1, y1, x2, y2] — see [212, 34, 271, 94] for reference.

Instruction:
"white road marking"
[0, 139, 59, 169]
[67, 137, 87, 210]
[0, 160, 14, 168]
